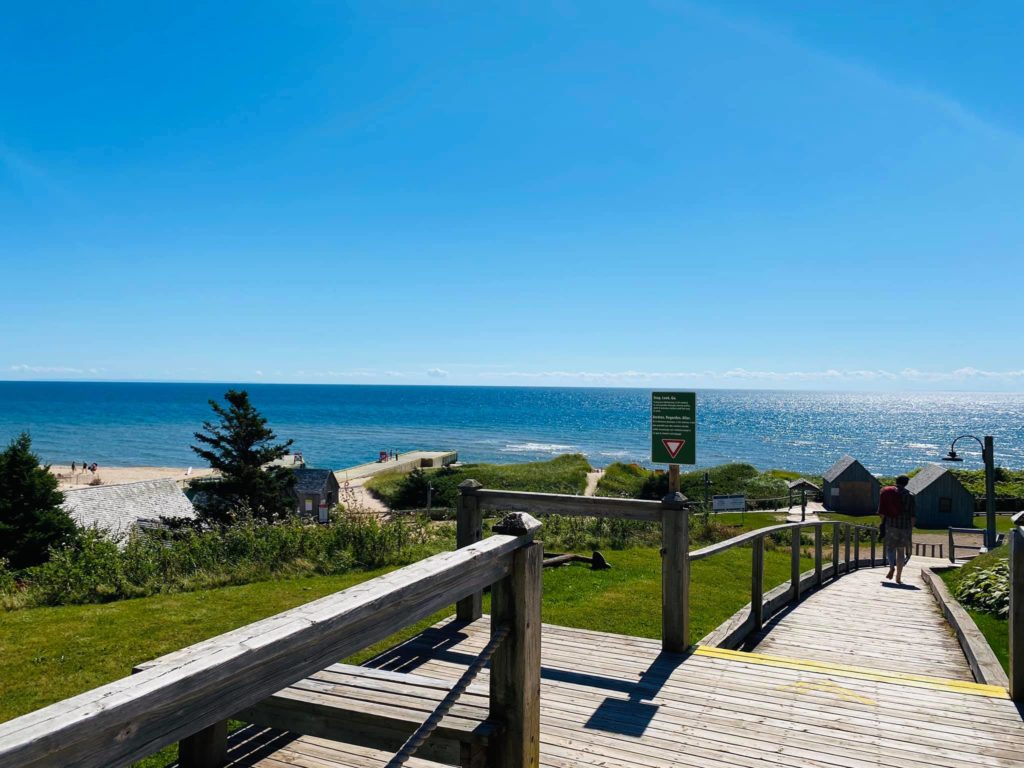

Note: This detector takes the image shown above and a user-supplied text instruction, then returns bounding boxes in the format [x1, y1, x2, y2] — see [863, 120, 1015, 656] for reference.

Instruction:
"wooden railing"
[456, 482, 880, 654]
[693, 520, 879, 648]
[1010, 511, 1024, 701]
[0, 513, 543, 768]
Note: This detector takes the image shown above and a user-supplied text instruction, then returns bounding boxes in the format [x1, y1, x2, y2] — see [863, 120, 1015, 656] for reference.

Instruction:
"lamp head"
[942, 449, 963, 463]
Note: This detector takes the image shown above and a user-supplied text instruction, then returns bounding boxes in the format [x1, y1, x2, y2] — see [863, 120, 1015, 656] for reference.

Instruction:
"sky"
[2, 1, 1023, 391]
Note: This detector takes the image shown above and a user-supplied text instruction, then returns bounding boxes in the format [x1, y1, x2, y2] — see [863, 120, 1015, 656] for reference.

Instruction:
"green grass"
[594, 462, 794, 509]
[366, 454, 592, 510]
[939, 547, 1010, 674]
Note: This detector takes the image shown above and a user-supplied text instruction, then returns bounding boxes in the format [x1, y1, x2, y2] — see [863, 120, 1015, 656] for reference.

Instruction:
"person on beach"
[879, 475, 915, 584]
[71, 461, 76, 473]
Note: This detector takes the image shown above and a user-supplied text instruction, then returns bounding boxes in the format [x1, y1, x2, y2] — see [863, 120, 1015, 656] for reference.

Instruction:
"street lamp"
[942, 434, 997, 550]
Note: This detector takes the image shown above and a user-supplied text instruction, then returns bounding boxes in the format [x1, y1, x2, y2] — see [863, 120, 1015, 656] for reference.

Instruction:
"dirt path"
[339, 477, 390, 517]
[584, 470, 602, 497]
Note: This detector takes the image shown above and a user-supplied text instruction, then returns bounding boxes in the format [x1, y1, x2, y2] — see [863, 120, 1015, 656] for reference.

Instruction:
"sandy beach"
[48, 464, 217, 491]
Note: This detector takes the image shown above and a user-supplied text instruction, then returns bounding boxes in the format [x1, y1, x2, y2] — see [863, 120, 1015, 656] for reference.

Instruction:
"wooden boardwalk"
[747, 559, 975, 681]
[221, 606, 1024, 768]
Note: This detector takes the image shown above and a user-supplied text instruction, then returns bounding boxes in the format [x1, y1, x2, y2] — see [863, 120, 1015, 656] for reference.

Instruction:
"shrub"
[4, 513, 446, 609]
[953, 561, 1009, 618]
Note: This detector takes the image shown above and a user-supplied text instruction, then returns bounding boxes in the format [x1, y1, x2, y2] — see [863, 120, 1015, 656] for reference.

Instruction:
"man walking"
[879, 475, 915, 584]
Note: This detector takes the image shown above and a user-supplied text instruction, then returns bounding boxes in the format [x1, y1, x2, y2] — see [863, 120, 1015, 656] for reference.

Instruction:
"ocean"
[1, 382, 1022, 476]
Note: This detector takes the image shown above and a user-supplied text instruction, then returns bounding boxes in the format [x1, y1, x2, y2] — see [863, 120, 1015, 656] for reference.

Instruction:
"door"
[840, 481, 873, 515]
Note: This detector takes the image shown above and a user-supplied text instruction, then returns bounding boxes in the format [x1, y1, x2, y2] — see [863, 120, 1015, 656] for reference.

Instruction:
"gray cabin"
[292, 468, 340, 523]
[822, 455, 880, 515]
[905, 464, 975, 529]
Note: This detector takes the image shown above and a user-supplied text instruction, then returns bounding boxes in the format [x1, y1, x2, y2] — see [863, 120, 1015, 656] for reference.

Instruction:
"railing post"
[854, 530, 860, 569]
[948, 528, 955, 563]
[179, 723, 228, 768]
[791, 526, 801, 603]
[870, 529, 877, 567]
[844, 524, 851, 574]
[490, 536, 542, 768]
[751, 536, 764, 630]
[814, 526, 823, 587]
[457, 479, 484, 621]
[131, 664, 226, 768]
[832, 523, 840, 579]
[1010, 521, 1024, 701]
[661, 492, 690, 653]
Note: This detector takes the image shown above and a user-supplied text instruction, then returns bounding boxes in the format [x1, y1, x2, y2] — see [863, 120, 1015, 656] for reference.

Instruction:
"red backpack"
[878, 485, 901, 518]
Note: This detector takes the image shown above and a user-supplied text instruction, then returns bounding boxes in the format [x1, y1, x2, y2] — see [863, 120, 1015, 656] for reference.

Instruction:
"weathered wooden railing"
[456, 481, 880, 655]
[0, 512, 543, 768]
[694, 520, 880, 648]
[1009, 510, 1024, 701]
[948, 526, 987, 563]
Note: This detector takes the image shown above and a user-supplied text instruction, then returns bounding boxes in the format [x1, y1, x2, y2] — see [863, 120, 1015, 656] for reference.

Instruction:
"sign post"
[651, 391, 697, 491]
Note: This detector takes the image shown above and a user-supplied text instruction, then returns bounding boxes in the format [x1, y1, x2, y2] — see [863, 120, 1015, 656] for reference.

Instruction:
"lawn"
[821, 511, 1016, 536]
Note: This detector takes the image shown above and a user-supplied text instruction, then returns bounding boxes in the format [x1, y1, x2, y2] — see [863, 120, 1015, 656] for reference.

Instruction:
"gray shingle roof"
[906, 464, 950, 493]
[822, 455, 858, 483]
[787, 478, 821, 492]
[293, 468, 334, 495]
[62, 478, 196, 538]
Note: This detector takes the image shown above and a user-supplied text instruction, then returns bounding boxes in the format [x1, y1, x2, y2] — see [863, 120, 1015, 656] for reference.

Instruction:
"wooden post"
[751, 536, 764, 630]
[814, 526, 823, 587]
[662, 492, 689, 653]
[832, 523, 840, 579]
[791, 526, 801, 603]
[1010, 525, 1024, 701]
[132, 665, 226, 768]
[490, 541, 542, 768]
[948, 528, 956, 563]
[843, 524, 851, 574]
[870, 529, 877, 567]
[179, 723, 228, 768]
[668, 464, 680, 494]
[854, 531, 860, 570]
[456, 480, 484, 621]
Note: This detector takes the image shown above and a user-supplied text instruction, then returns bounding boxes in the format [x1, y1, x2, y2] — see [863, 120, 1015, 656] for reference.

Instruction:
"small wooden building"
[787, 478, 821, 507]
[292, 469, 340, 523]
[822, 455, 880, 515]
[905, 464, 975, 529]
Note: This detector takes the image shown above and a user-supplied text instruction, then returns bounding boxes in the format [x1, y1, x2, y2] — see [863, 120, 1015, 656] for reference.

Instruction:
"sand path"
[584, 470, 602, 497]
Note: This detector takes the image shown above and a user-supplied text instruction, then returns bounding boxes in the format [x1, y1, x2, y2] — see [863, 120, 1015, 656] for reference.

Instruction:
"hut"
[61, 479, 196, 541]
[822, 455, 880, 515]
[292, 468, 341, 523]
[905, 464, 975, 529]
[787, 478, 821, 508]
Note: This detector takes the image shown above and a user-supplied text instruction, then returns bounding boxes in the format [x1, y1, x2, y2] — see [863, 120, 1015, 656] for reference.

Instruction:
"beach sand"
[48, 464, 217, 490]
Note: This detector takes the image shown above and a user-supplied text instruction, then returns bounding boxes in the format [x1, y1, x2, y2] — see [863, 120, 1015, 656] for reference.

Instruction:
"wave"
[501, 442, 578, 454]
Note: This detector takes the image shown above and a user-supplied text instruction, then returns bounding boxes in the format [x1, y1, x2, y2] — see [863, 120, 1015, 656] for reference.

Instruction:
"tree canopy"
[0, 433, 78, 569]
[189, 390, 295, 526]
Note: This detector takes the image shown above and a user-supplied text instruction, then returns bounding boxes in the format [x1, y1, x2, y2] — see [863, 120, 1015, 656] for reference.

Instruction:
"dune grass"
[366, 454, 592, 510]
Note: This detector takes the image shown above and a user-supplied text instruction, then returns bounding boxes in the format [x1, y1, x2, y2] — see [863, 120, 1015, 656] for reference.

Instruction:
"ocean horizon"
[1, 381, 1022, 476]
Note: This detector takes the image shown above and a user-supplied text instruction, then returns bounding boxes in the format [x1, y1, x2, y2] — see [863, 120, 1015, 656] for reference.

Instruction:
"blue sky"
[2, 1, 1022, 390]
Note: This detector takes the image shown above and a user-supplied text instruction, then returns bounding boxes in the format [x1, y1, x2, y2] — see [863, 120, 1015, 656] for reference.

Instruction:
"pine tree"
[190, 390, 295, 526]
[0, 433, 78, 569]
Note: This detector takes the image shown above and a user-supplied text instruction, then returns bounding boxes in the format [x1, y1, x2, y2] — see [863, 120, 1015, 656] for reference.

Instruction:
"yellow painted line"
[694, 646, 1009, 699]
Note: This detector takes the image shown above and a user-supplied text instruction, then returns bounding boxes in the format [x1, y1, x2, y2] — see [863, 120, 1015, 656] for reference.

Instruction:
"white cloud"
[427, 368, 449, 378]
[9, 364, 103, 375]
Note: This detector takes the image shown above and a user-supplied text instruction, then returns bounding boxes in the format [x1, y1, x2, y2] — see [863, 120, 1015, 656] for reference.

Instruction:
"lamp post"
[942, 435, 997, 550]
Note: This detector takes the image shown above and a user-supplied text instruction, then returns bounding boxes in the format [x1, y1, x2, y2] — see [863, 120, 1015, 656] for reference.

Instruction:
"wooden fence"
[0, 512, 544, 768]
[1010, 511, 1024, 701]
[456, 481, 880, 653]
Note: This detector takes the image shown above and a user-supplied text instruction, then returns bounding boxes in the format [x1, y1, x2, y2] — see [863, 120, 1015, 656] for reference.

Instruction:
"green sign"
[651, 391, 696, 465]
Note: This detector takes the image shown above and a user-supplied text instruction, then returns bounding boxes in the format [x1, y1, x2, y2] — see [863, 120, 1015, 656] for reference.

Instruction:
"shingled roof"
[62, 478, 196, 538]
[293, 468, 334, 495]
[822, 455, 859, 482]
[906, 464, 951, 493]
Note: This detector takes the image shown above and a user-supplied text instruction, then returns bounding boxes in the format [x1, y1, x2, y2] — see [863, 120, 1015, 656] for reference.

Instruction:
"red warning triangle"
[662, 439, 685, 458]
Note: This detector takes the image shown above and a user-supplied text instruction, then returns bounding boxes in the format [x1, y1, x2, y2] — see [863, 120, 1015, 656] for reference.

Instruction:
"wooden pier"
[2, 491, 1024, 768]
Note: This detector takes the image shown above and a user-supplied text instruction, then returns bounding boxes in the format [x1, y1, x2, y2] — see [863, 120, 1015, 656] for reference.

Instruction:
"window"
[305, 498, 313, 513]
[939, 497, 952, 514]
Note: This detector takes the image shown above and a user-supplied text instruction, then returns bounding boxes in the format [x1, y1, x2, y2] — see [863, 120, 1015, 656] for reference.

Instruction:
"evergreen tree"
[190, 390, 295, 526]
[0, 433, 78, 569]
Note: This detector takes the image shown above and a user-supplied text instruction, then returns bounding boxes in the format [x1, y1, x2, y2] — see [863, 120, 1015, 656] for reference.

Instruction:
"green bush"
[953, 560, 1010, 618]
[366, 454, 592, 510]
[5, 514, 445, 609]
